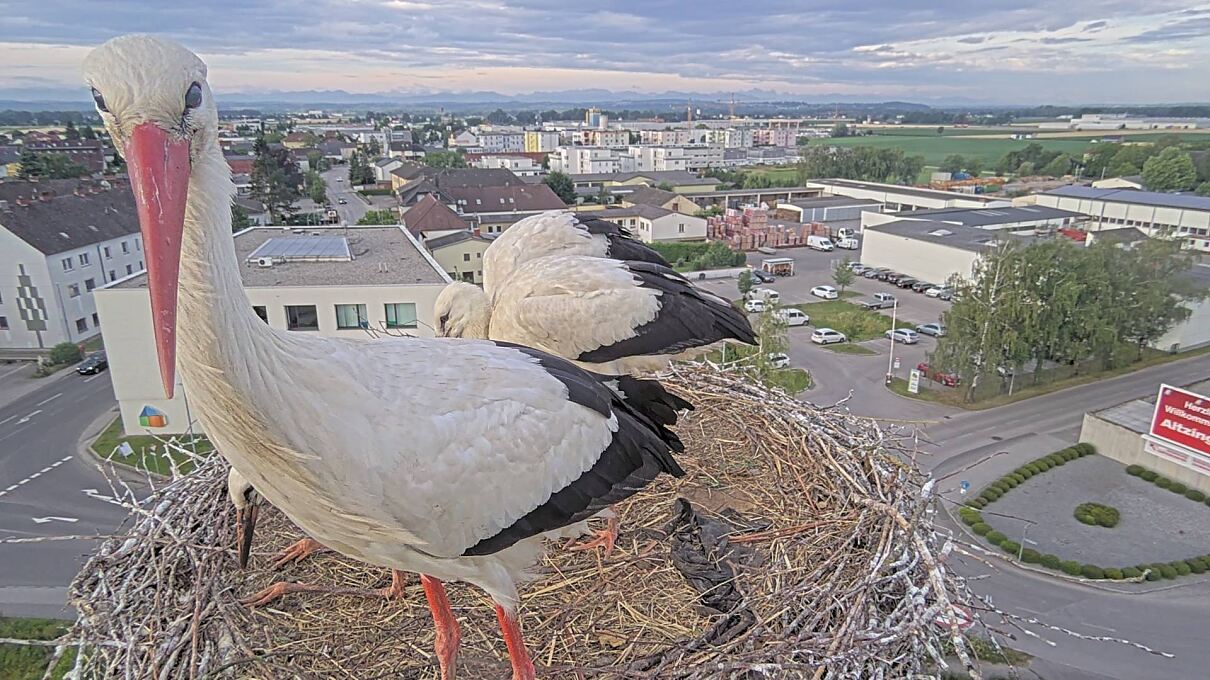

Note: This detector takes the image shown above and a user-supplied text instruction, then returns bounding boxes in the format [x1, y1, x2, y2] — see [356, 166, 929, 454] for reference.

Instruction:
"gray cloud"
[0, 1, 1206, 103]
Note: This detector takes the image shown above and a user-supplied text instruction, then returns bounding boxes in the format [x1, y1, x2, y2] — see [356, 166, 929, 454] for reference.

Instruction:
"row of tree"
[794, 146, 925, 185]
[17, 149, 90, 179]
[932, 238, 1203, 402]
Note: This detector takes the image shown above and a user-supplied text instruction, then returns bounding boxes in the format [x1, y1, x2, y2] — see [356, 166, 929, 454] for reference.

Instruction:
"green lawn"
[0, 617, 74, 680]
[815, 134, 1095, 167]
[795, 300, 917, 342]
[824, 343, 878, 356]
[743, 165, 799, 183]
[90, 416, 214, 476]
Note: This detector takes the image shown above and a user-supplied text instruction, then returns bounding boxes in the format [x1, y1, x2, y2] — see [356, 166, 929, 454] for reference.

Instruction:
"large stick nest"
[53, 364, 980, 678]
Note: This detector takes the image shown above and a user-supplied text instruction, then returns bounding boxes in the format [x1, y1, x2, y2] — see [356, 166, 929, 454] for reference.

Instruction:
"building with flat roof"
[95, 225, 450, 434]
[0, 179, 146, 356]
[1027, 185, 1210, 252]
[863, 205, 1085, 233]
[860, 218, 1046, 286]
[808, 179, 1007, 211]
[776, 196, 882, 225]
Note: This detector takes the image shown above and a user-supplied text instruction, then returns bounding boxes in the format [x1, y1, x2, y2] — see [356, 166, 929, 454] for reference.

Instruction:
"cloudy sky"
[2, 1, 1209, 104]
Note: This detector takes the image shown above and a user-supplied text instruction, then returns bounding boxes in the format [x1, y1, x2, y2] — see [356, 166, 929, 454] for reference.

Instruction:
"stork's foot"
[240, 573, 407, 608]
[271, 538, 326, 570]
[568, 515, 619, 558]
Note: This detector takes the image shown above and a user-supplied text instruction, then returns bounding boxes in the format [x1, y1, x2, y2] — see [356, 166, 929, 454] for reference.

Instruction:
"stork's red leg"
[271, 537, 326, 569]
[421, 575, 461, 680]
[494, 604, 536, 680]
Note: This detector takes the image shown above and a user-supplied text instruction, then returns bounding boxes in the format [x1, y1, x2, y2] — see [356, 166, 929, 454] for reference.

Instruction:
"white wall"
[1153, 297, 1210, 351]
[860, 229, 980, 285]
[649, 214, 707, 243]
[0, 228, 56, 349]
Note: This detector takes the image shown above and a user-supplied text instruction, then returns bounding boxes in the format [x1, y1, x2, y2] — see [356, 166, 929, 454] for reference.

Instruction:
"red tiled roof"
[402, 194, 469, 236]
[444, 184, 566, 213]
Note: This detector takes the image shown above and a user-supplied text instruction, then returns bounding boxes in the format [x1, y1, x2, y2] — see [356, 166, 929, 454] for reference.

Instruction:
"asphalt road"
[322, 166, 371, 224]
[926, 352, 1210, 680]
[0, 368, 129, 618]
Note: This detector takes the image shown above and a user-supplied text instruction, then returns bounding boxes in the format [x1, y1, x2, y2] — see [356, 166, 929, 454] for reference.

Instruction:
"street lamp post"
[885, 299, 898, 384]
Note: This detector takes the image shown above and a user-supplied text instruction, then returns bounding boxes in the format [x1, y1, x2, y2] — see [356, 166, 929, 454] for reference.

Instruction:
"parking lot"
[696, 247, 957, 420]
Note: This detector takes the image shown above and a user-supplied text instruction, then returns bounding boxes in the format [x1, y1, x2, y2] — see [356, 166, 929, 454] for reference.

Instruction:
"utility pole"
[885, 299, 898, 384]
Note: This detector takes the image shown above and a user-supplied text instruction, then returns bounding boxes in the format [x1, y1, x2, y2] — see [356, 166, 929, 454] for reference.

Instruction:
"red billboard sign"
[1149, 384, 1210, 457]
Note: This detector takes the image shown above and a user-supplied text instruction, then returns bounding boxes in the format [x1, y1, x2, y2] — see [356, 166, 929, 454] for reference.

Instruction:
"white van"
[807, 235, 834, 251]
[835, 227, 857, 240]
[775, 308, 810, 327]
[836, 237, 859, 250]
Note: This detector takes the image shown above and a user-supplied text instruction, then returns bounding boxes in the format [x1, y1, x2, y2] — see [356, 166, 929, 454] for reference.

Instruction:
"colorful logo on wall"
[138, 405, 168, 428]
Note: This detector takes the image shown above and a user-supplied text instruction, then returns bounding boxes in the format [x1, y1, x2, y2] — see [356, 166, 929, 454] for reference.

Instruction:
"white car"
[744, 298, 767, 313]
[915, 323, 946, 337]
[775, 308, 810, 327]
[885, 328, 920, 344]
[924, 286, 946, 298]
[811, 328, 847, 344]
[810, 285, 839, 300]
[768, 352, 790, 369]
[747, 287, 781, 304]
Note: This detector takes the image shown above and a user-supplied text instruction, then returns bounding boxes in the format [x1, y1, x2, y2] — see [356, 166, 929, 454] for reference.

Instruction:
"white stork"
[86, 35, 691, 680]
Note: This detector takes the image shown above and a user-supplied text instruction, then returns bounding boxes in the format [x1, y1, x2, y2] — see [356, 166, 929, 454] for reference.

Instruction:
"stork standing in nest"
[86, 34, 690, 680]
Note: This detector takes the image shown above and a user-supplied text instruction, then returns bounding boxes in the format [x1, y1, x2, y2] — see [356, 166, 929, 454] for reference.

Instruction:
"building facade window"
[126, 264, 134, 275]
[678, 223, 686, 233]
[75, 318, 88, 333]
[463, 253, 471, 262]
[121, 240, 129, 254]
[84, 278, 96, 292]
[79, 253, 90, 266]
[108, 270, 116, 281]
[67, 283, 81, 298]
[335, 303, 368, 329]
[0, 316, 7, 330]
[61, 257, 73, 271]
[92, 312, 99, 326]
[103, 246, 111, 258]
[384, 302, 417, 329]
[135, 238, 141, 251]
[285, 305, 319, 331]
[252, 306, 268, 323]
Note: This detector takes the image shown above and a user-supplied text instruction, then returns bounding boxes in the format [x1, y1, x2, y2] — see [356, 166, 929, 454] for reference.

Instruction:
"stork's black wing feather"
[578, 217, 672, 267]
[462, 346, 689, 557]
[576, 260, 757, 364]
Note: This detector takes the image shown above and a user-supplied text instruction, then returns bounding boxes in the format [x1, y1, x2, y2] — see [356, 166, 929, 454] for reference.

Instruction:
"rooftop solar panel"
[247, 236, 352, 263]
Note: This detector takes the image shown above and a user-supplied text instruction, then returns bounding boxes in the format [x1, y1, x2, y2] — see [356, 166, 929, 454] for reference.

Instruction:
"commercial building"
[0, 179, 145, 355]
[1081, 380, 1210, 494]
[569, 171, 719, 194]
[95, 225, 450, 435]
[585, 205, 706, 243]
[809, 179, 1007, 211]
[1026, 186, 1210, 252]
[776, 196, 882, 229]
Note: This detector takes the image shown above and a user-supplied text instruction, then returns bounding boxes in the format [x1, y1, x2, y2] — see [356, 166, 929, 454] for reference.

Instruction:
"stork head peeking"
[84, 35, 219, 399]
[433, 282, 491, 339]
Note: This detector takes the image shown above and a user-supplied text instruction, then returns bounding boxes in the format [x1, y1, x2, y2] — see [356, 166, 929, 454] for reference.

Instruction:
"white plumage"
[85, 35, 690, 680]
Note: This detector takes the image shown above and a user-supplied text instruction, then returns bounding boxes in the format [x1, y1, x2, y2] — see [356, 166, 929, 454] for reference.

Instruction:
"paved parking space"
[713, 247, 958, 420]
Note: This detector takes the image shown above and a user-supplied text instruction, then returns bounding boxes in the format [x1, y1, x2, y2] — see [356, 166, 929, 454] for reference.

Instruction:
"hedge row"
[1125, 464, 1209, 504]
[965, 442, 1096, 510]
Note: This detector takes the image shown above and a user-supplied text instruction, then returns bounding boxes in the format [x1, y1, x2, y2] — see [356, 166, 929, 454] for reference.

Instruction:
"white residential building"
[372, 157, 406, 183]
[549, 146, 623, 175]
[94, 225, 451, 435]
[0, 180, 145, 355]
[473, 132, 525, 153]
[639, 129, 708, 146]
[472, 155, 545, 177]
[587, 205, 707, 243]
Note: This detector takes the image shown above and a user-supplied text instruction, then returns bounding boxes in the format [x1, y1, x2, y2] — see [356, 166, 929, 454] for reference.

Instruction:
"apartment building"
[94, 225, 450, 435]
[549, 147, 623, 175]
[587, 205, 707, 243]
[0, 179, 145, 355]
[524, 130, 561, 153]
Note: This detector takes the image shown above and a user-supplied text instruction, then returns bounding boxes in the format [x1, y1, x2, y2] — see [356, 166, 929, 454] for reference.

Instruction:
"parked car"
[751, 269, 775, 284]
[885, 328, 919, 344]
[744, 298, 767, 313]
[337, 197, 348, 204]
[76, 352, 108, 375]
[884, 272, 908, 284]
[911, 281, 934, 293]
[996, 365, 1016, 377]
[863, 268, 887, 279]
[768, 353, 790, 369]
[835, 238, 859, 250]
[857, 292, 896, 310]
[915, 323, 947, 337]
[924, 286, 947, 298]
[849, 263, 869, 275]
[811, 328, 847, 345]
[810, 285, 839, 300]
[895, 277, 919, 289]
[916, 362, 960, 387]
[940, 289, 957, 301]
[775, 308, 810, 327]
[746, 287, 780, 304]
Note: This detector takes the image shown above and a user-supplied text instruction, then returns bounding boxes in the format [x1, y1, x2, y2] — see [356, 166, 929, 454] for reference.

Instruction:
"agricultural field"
[813, 133, 1095, 167]
[743, 165, 799, 183]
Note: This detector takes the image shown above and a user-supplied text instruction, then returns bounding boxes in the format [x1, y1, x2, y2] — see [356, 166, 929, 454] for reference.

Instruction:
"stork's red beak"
[124, 123, 190, 399]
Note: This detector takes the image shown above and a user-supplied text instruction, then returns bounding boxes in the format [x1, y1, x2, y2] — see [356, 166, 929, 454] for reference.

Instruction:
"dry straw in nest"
[38, 363, 982, 679]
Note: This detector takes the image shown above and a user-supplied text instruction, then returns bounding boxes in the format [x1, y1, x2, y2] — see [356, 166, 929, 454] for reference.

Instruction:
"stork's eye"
[91, 88, 108, 113]
[184, 82, 202, 111]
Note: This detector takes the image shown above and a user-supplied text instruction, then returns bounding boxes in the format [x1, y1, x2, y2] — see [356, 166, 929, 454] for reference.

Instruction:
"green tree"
[305, 170, 328, 205]
[737, 270, 754, 297]
[831, 123, 850, 138]
[486, 108, 512, 125]
[831, 257, 855, 294]
[1142, 147, 1198, 192]
[754, 304, 789, 378]
[1106, 160, 1140, 178]
[17, 150, 88, 179]
[80, 125, 97, 140]
[1196, 182, 1210, 196]
[1040, 154, 1073, 177]
[940, 154, 966, 174]
[357, 209, 398, 225]
[250, 133, 302, 222]
[936, 126, 945, 135]
[231, 203, 252, 232]
[425, 150, 467, 169]
[966, 157, 983, 177]
[365, 138, 382, 157]
[656, 182, 674, 192]
[306, 150, 331, 172]
[543, 171, 576, 204]
[64, 120, 79, 139]
[1016, 161, 1036, 176]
